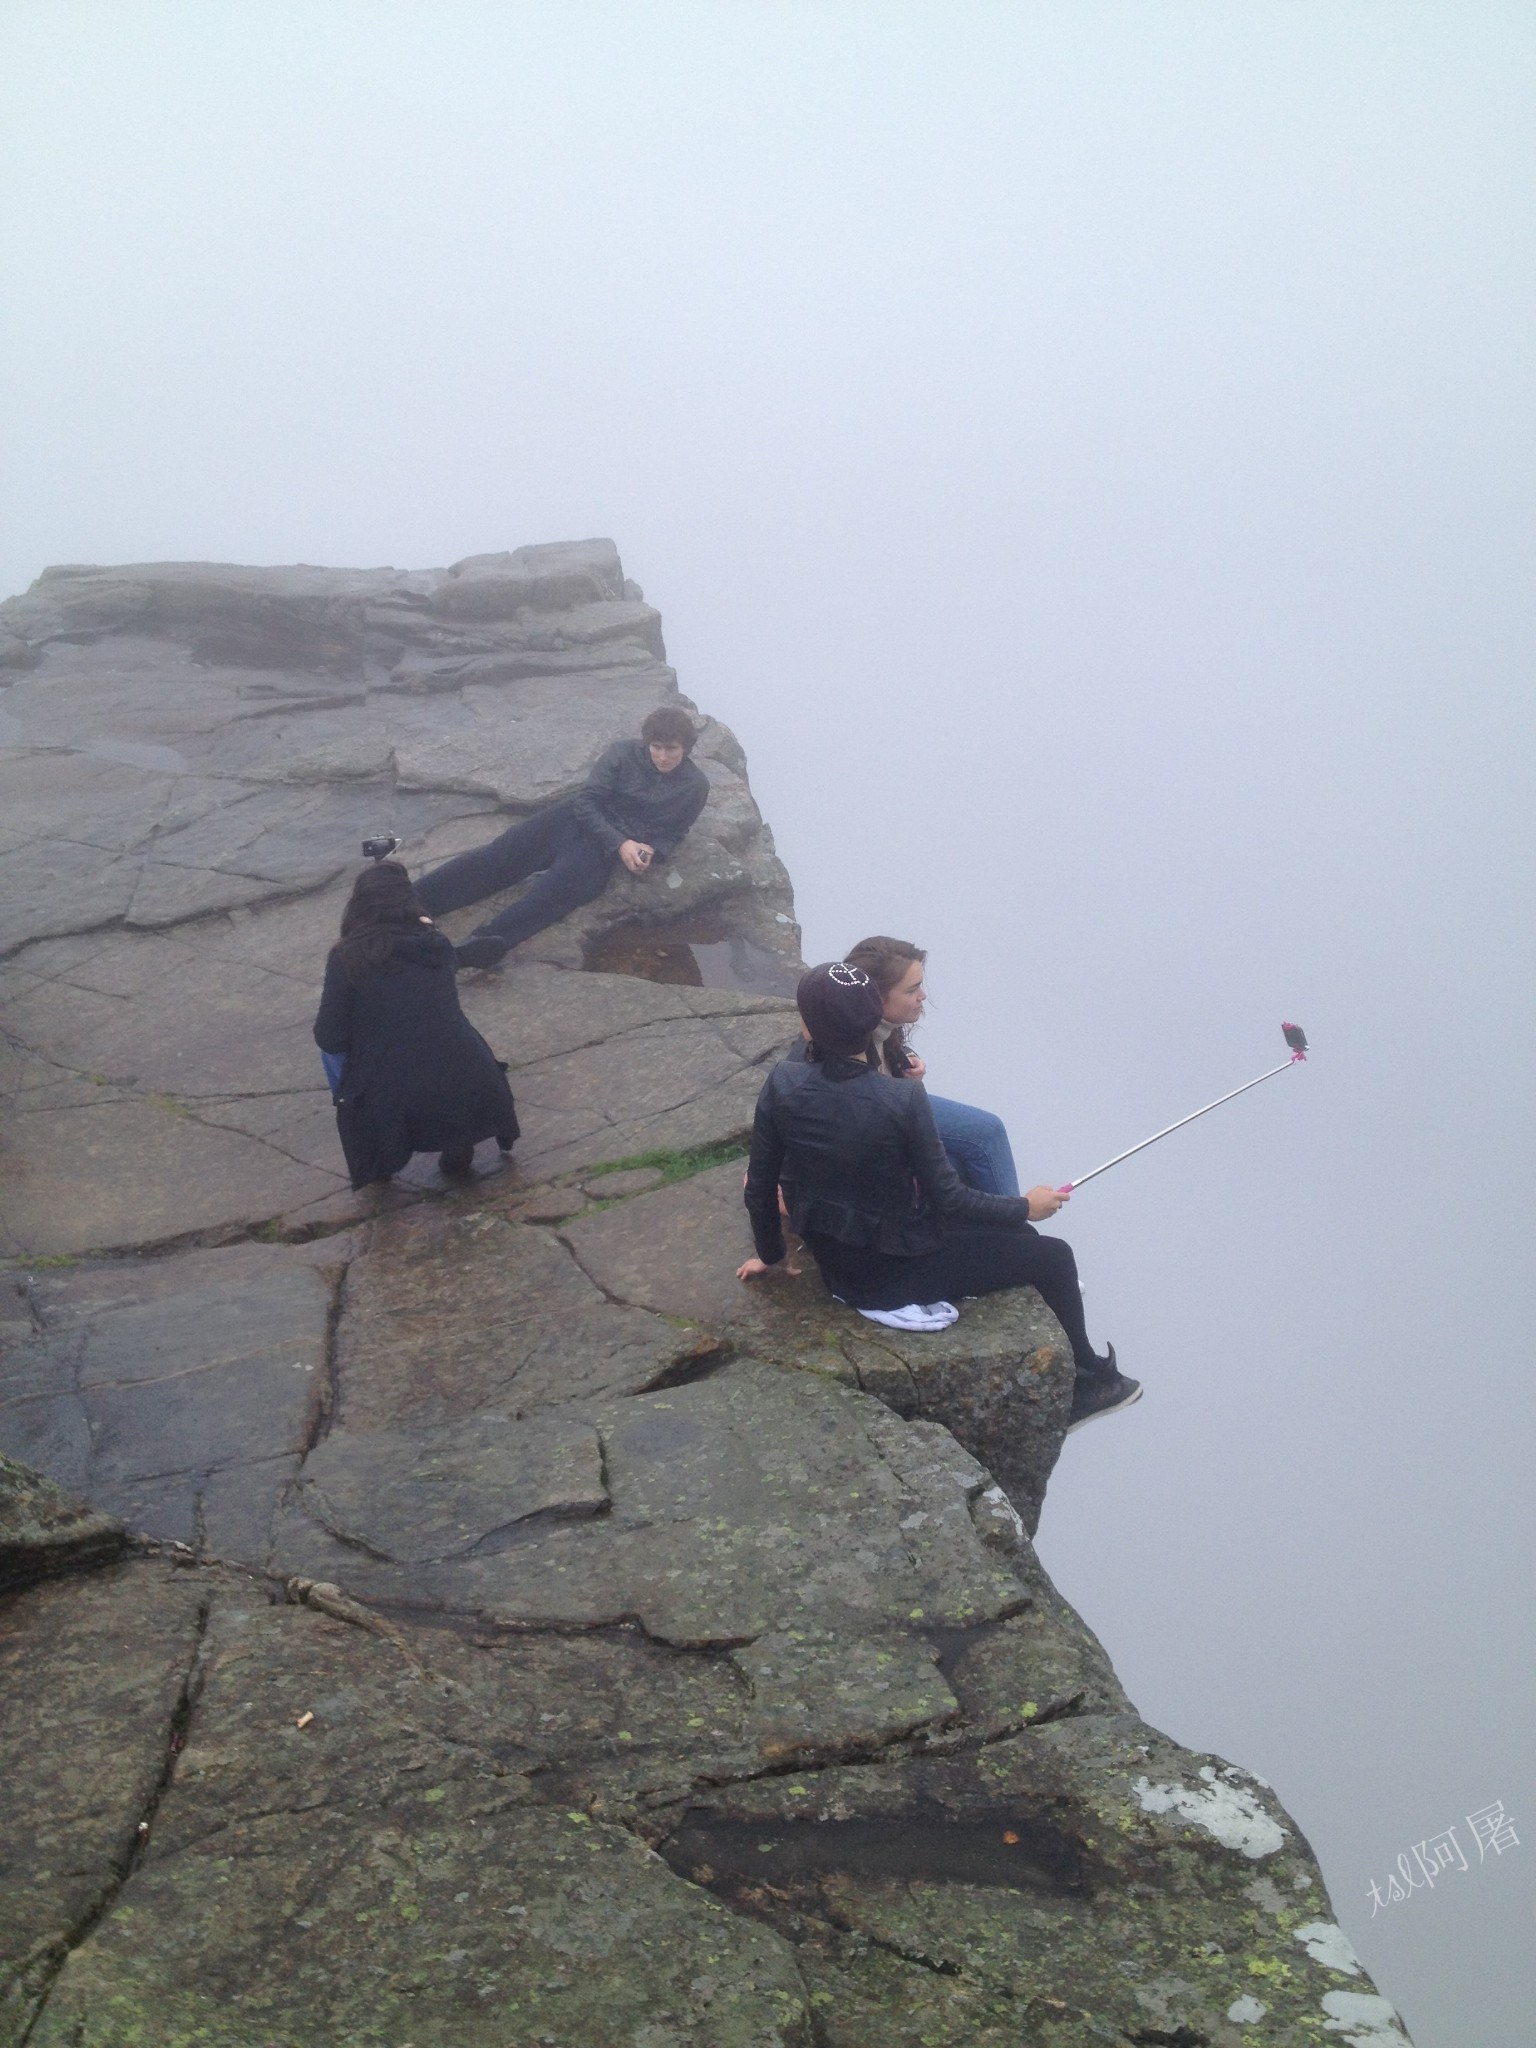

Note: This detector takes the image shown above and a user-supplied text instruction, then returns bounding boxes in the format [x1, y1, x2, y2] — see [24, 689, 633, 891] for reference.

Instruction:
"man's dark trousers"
[414, 801, 613, 950]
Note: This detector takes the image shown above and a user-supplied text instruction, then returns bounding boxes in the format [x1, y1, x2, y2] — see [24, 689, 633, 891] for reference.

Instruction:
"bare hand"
[899, 1054, 927, 1081]
[1026, 1184, 1068, 1220]
[619, 840, 655, 874]
[737, 1255, 802, 1281]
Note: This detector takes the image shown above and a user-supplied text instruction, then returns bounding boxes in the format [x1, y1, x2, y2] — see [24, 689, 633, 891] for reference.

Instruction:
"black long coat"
[313, 929, 518, 1186]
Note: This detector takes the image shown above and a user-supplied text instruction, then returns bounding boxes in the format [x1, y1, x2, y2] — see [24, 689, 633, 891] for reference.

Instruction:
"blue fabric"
[926, 1093, 1020, 1198]
[321, 1050, 346, 1099]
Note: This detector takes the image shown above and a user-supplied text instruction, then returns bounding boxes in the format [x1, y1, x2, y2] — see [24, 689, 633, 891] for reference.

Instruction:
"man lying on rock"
[415, 707, 709, 970]
[738, 961, 1144, 1434]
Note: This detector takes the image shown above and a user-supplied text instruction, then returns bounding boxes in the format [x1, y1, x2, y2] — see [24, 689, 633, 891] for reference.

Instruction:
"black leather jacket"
[571, 739, 710, 858]
[744, 1054, 1030, 1263]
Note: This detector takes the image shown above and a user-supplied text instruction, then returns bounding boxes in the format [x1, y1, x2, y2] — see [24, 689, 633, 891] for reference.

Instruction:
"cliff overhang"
[0, 546, 1410, 2046]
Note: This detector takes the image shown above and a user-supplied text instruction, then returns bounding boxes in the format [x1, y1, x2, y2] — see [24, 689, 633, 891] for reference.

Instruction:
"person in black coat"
[738, 961, 1142, 1432]
[313, 862, 519, 1187]
[414, 706, 711, 970]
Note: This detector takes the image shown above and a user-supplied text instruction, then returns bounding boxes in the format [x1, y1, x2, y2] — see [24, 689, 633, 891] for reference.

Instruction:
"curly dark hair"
[640, 706, 698, 750]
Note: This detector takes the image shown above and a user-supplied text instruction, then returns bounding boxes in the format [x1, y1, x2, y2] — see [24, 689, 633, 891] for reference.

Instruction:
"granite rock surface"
[0, 1450, 125, 1590]
[0, 548, 1410, 2046]
[0, 543, 799, 1256]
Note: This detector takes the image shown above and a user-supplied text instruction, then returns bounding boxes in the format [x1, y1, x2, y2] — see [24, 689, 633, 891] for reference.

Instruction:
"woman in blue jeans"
[843, 935, 1020, 1197]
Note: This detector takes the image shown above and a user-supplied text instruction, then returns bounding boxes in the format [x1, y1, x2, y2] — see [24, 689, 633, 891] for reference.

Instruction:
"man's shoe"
[1067, 1354, 1143, 1434]
[454, 934, 509, 970]
[438, 1144, 477, 1176]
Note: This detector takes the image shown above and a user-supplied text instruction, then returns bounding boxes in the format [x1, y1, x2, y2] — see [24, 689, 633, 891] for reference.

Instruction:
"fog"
[2, 5, 1532, 2039]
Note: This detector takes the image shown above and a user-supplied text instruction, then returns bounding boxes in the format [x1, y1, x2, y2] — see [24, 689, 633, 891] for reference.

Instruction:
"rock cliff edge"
[0, 547, 1409, 2046]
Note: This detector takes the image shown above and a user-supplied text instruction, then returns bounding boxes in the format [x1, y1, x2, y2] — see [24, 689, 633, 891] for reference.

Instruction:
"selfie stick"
[1058, 1023, 1309, 1195]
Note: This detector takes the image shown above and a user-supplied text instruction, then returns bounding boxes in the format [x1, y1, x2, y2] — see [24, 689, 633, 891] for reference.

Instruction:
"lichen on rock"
[0, 1451, 126, 1590]
[0, 546, 1412, 2045]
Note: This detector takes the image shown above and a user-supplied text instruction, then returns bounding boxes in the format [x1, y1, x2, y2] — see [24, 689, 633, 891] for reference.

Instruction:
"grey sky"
[3, 6, 1533, 2041]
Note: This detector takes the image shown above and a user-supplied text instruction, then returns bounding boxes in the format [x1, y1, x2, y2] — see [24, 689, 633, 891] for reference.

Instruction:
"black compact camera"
[362, 835, 400, 862]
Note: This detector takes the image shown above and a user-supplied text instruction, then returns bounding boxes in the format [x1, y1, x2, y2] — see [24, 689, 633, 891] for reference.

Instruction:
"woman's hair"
[641, 706, 698, 750]
[336, 860, 435, 974]
[844, 935, 926, 1075]
[796, 961, 885, 1063]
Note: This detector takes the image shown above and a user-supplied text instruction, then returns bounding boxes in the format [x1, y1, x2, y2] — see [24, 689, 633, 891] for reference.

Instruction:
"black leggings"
[415, 801, 614, 951]
[803, 1222, 1102, 1370]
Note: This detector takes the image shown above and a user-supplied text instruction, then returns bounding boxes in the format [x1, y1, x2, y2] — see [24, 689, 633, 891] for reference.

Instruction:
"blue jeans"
[927, 1094, 1020, 1198]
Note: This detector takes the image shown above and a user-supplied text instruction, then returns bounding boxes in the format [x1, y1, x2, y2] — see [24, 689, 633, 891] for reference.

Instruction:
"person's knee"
[1034, 1234, 1078, 1288]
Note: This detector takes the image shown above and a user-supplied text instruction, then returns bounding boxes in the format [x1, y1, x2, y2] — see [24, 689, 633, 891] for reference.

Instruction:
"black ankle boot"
[1067, 1346, 1143, 1434]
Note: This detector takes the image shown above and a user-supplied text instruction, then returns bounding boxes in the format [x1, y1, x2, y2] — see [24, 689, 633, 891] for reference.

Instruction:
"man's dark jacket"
[744, 1055, 1029, 1265]
[571, 739, 709, 858]
[314, 929, 518, 1186]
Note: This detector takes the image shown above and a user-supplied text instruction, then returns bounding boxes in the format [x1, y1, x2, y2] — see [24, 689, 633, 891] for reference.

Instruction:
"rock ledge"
[0, 548, 1410, 2047]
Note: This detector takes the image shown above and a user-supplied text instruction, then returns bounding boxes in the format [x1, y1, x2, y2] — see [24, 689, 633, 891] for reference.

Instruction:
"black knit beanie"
[796, 961, 885, 1059]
